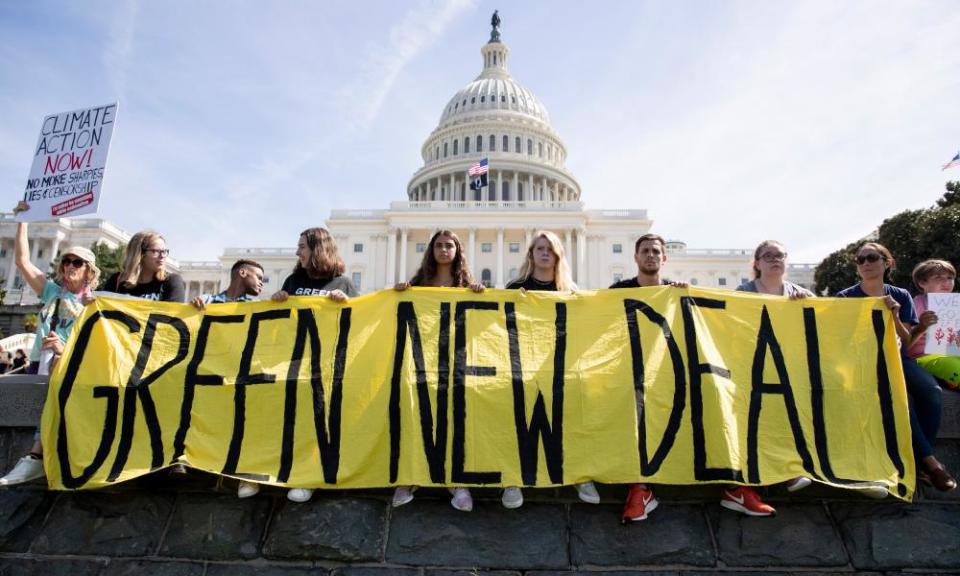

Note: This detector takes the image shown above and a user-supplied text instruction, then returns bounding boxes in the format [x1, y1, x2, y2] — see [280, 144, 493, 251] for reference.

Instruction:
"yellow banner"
[42, 287, 915, 499]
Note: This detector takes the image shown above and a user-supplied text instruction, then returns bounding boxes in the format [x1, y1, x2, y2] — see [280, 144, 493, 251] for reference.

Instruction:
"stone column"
[5, 242, 17, 290]
[468, 228, 476, 268]
[496, 171, 503, 203]
[449, 173, 455, 202]
[576, 228, 586, 286]
[386, 228, 397, 286]
[50, 231, 64, 263]
[399, 228, 408, 282]
[525, 228, 533, 250]
[527, 174, 533, 203]
[512, 172, 519, 203]
[564, 228, 573, 262]
[496, 228, 504, 288]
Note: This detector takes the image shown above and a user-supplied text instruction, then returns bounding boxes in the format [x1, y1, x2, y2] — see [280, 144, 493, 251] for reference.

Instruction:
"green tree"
[814, 241, 859, 295]
[91, 242, 125, 288]
[816, 181, 960, 294]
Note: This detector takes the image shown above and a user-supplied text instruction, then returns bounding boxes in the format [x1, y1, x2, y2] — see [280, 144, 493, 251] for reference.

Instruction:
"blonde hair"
[54, 254, 100, 290]
[119, 231, 167, 288]
[516, 230, 576, 291]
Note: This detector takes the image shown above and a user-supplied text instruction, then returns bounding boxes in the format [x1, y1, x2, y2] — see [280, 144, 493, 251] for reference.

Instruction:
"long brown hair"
[409, 230, 474, 287]
[294, 227, 345, 278]
[752, 239, 785, 279]
[118, 231, 167, 288]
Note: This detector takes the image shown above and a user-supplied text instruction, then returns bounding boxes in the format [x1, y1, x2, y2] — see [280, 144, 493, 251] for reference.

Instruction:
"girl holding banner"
[0, 201, 100, 486]
[837, 243, 956, 492]
[103, 231, 185, 302]
[391, 230, 484, 511]
[260, 227, 357, 503]
[504, 230, 600, 509]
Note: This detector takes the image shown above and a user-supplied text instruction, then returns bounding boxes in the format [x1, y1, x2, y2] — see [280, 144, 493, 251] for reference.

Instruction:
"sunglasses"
[855, 253, 885, 265]
[759, 252, 787, 263]
[144, 248, 170, 257]
[61, 257, 87, 268]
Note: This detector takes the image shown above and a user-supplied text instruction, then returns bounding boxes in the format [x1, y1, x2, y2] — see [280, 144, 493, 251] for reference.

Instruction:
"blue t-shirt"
[202, 291, 258, 304]
[835, 283, 916, 355]
[30, 280, 90, 361]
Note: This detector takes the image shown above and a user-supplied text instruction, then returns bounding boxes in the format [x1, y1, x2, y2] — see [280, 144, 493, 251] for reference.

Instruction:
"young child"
[908, 259, 960, 391]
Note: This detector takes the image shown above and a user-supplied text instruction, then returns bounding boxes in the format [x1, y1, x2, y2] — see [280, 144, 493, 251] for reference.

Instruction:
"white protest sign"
[19, 102, 119, 222]
[924, 293, 960, 355]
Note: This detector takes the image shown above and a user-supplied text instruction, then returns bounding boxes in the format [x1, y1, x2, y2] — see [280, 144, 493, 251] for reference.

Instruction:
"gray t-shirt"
[736, 279, 814, 298]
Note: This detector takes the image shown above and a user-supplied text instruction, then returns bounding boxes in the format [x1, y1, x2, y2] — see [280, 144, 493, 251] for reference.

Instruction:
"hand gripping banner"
[42, 287, 916, 499]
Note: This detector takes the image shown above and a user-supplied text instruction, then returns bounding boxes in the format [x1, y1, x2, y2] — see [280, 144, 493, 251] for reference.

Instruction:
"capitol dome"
[407, 21, 581, 203]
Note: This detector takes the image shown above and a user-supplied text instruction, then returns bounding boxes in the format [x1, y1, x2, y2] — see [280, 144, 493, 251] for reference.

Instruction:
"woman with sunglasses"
[837, 242, 956, 492]
[0, 201, 101, 486]
[102, 231, 185, 302]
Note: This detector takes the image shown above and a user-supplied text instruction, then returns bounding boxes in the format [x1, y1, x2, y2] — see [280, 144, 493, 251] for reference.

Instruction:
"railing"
[223, 248, 297, 257]
[387, 200, 586, 212]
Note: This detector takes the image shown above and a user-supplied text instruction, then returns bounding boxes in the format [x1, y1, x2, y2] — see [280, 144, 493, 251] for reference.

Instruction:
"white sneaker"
[786, 476, 812, 492]
[237, 481, 260, 499]
[450, 487, 473, 512]
[501, 486, 524, 509]
[576, 481, 600, 504]
[392, 486, 416, 507]
[0, 455, 45, 486]
[287, 488, 314, 503]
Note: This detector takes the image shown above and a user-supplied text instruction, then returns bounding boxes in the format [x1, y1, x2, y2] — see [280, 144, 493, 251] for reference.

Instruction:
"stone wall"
[1, 379, 958, 575]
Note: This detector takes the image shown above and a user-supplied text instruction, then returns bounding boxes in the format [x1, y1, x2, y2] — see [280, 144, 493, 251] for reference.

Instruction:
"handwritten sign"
[925, 293, 960, 355]
[19, 103, 119, 222]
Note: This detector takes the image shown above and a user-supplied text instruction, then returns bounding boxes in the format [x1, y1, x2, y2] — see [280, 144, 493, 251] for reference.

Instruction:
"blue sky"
[2, 0, 958, 263]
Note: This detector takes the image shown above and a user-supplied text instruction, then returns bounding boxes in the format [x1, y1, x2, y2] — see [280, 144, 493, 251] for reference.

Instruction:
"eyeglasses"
[61, 257, 86, 268]
[759, 252, 787, 263]
[855, 253, 885, 265]
[144, 248, 170, 257]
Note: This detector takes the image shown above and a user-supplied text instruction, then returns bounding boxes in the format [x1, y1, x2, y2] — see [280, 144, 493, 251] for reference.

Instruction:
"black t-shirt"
[505, 277, 557, 291]
[609, 277, 673, 289]
[104, 272, 186, 302]
[281, 270, 358, 297]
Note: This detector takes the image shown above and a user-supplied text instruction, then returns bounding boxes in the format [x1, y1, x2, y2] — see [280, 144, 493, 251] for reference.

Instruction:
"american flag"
[468, 158, 489, 176]
[943, 152, 960, 171]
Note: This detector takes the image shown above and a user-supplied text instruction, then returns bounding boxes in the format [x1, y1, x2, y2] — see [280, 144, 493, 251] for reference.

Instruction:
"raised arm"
[12, 203, 47, 296]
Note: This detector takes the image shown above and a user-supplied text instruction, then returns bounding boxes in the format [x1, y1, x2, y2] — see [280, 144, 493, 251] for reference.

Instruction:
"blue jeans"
[902, 357, 942, 459]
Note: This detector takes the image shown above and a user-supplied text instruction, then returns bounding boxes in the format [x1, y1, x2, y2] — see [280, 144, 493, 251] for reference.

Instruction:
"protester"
[837, 243, 956, 492]
[907, 259, 960, 391]
[271, 227, 357, 502]
[0, 201, 99, 486]
[11, 349, 28, 373]
[187, 258, 266, 498]
[503, 230, 600, 509]
[103, 231, 185, 302]
[390, 230, 484, 512]
[611, 233, 687, 522]
[191, 259, 264, 311]
[737, 240, 814, 299]
[0, 346, 10, 374]
[730, 240, 817, 508]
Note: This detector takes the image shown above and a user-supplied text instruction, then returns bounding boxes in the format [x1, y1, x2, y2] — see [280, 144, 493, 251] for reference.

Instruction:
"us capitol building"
[0, 16, 814, 303]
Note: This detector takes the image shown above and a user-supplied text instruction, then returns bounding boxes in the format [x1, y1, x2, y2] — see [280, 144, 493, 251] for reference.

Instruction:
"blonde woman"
[503, 231, 599, 508]
[0, 201, 100, 485]
[103, 231, 185, 302]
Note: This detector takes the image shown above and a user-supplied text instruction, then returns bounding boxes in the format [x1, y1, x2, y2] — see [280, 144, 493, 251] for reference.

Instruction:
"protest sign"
[42, 287, 915, 499]
[925, 293, 960, 355]
[19, 103, 119, 222]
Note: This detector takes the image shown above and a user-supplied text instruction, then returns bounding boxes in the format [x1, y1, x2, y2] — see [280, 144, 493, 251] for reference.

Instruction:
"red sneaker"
[721, 486, 775, 517]
[621, 483, 658, 523]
